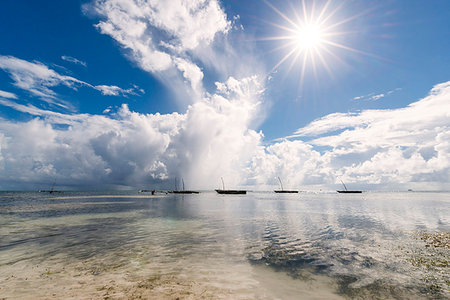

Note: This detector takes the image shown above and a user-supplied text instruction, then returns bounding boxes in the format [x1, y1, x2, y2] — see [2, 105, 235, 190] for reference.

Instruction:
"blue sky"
[0, 0, 449, 190]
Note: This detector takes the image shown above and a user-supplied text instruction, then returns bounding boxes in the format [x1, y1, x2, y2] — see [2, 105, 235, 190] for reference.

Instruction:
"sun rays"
[262, 0, 368, 84]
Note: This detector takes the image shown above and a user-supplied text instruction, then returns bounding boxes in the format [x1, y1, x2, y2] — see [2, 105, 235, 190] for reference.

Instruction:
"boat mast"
[182, 178, 185, 191]
[50, 180, 56, 193]
[277, 177, 284, 191]
[220, 177, 225, 190]
[340, 179, 348, 191]
[175, 178, 178, 191]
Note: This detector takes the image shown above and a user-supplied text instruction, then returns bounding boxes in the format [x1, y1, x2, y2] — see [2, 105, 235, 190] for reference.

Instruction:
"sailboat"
[274, 177, 298, 193]
[337, 179, 362, 193]
[215, 177, 246, 194]
[39, 180, 62, 194]
[171, 178, 199, 194]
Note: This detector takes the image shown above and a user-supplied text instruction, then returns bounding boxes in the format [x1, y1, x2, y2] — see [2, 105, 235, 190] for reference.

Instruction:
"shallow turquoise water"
[0, 191, 448, 299]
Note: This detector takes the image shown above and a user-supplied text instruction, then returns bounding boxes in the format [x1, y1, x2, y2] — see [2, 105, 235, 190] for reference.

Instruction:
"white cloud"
[147, 0, 231, 50]
[0, 90, 17, 99]
[269, 81, 450, 190]
[173, 57, 204, 95]
[0, 55, 142, 108]
[0, 75, 264, 190]
[86, 0, 231, 102]
[94, 84, 140, 96]
[61, 55, 87, 67]
[0, 99, 91, 124]
[1, 80, 448, 191]
[352, 88, 400, 102]
[0, 55, 84, 107]
[370, 93, 384, 100]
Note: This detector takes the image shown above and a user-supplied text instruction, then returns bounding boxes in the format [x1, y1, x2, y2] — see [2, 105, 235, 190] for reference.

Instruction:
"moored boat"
[215, 177, 246, 194]
[274, 177, 298, 193]
[215, 189, 246, 194]
[337, 179, 362, 193]
[171, 178, 200, 194]
[39, 181, 62, 194]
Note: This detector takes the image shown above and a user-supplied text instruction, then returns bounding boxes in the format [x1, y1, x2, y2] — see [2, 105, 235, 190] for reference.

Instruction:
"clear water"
[0, 191, 448, 299]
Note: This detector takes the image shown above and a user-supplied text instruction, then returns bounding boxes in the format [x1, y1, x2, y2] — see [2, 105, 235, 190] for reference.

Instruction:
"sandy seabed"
[1, 192, 448, 299]
[0, 254, 344, 300]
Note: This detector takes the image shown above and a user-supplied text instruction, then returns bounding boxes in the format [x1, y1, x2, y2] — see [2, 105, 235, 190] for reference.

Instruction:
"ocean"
[0, 191, 448, 299]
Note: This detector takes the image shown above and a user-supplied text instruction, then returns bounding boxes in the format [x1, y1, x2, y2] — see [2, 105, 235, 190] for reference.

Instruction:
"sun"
[261, 0, 367, 81]
[295, 23, 323, 50]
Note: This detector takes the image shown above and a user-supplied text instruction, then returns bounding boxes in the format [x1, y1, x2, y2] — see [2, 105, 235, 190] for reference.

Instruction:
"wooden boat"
[39, 181, 62, 194]
[139, 189, 156, 195]
[215, 189, 246, 194]
[38, 190, 63, 193]
[215, 177, 246, 194]
[337, 179, 362, 193]
[171, 178, 199, 194]
[274, 177, 298, 193]
[172, 190, 199, 194]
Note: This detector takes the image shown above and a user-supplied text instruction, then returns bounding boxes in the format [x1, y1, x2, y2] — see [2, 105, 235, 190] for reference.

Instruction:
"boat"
[139, 189, 156, 195]
[274, 177, 298, 193]
[171, 178, 199, 194]
[215, 177, 246, 194]
[337, 179, 362, 193]
[39, 181, 62, 194]
[216, 189, 247, 194]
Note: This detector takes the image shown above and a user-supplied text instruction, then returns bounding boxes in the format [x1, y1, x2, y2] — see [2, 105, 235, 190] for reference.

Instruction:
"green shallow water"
[0, 191, 448, 299]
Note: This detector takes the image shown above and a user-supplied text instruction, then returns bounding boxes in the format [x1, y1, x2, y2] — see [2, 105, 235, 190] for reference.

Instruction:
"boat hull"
[172, 190, 200, 194]
[215, 189, 246, 194]
[274, 190, 298, 193]
[38, 190, 62, 193]
[337, 190, 362, 193]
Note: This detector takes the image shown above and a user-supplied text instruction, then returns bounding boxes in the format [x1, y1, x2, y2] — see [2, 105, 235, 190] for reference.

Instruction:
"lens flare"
[261, 0, 375, 86]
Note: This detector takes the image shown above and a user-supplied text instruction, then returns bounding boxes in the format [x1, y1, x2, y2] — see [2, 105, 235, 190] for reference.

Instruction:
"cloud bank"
[0, 75, 263, 190]
[0, 80, 449, 191]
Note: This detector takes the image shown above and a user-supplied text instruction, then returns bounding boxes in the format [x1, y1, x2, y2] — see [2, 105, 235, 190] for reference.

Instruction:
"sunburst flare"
[262, 0, 371, 84]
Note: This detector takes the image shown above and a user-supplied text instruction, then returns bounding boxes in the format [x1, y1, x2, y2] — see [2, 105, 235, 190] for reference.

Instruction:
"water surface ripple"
[0, 191, 448, 299]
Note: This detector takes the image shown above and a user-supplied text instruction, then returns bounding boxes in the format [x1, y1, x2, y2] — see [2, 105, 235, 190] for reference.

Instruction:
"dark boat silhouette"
[215, 177, 246, 194]
[171, 178, 199, 194]
[39, 180, 62, 194]
[139, 189, 156, 195]
[337, 179, 362, 193]
[274, 177, 298, 193]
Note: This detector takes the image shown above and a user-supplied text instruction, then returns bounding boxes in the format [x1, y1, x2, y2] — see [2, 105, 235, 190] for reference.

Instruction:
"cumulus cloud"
[1, 80, 448, 191]
[0, 75, 264, 190]
[265, 81, 450, 190]
[61, 55, 87, 67]
[85, 0, 231, 102]
[0, 55, 142, 108]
